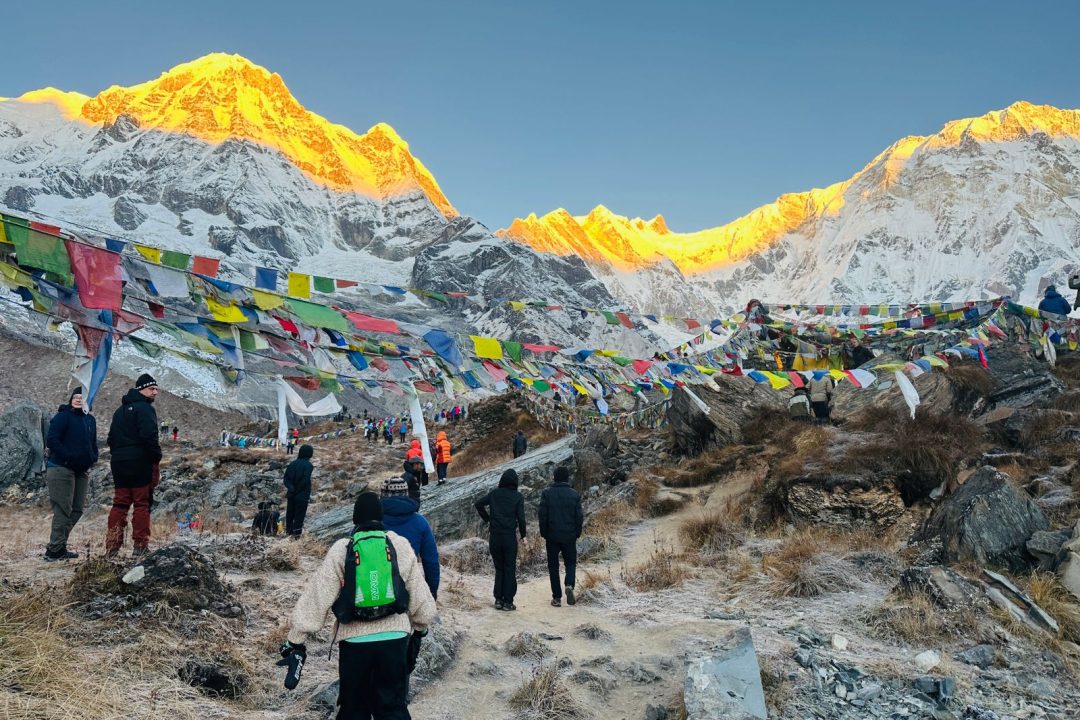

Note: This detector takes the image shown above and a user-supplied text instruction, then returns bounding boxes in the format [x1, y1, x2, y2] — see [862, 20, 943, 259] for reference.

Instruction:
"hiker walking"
[286, 430, 297, 455]
[404, 438, 428, 488]
[106, 374, 162, 558]
[538, 467, 583, 607]
[398, 420, 408, 443]
[401, 456, 424, 503]
[808, 374, 836, 424]
[251, 501, 280, 536]
[434, 431, 451, 486]
[44, 386, 98, 561]
[383, 422, 394, 446]
[381, 475, 440, 675]
[171, 425, 179, 442]
[279, 492, 437, 716]
[788, 387, 812, 422]
[283, 444, 314, 538]
[475, 469, 527, 610]
[512, 430, 528, 459]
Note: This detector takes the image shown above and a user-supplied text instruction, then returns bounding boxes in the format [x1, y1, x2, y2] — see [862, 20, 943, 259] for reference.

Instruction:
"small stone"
[937, 677, 955, 700]
[794, 647, 815, 668]
[856, 683, 882, 700]
[831, 634, 849, 651]
[644, 705, 669, 720]
[913, 677, 938, 694]
[122, 565, 145, 584]
[955, 644, 996, 669]
[915, 650, 941, 672]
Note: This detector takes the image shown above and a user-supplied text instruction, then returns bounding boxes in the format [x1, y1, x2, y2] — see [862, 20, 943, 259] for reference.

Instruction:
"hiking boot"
[43, 549, 66, 562]
[504, 602, 517, 611]
[565, 586, 576, 606]
[551, 598, 561, 607]
[61, 549, 78, 560]
[495, 600, 504, 610]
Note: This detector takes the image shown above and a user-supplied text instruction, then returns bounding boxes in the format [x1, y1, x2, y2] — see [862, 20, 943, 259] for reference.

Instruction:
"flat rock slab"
[684, 626, 767, 720]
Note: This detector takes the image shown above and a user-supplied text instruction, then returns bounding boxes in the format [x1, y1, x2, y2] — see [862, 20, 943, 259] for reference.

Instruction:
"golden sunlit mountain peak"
[502, 101, 1080, 275]
[6, 53, 456, 216]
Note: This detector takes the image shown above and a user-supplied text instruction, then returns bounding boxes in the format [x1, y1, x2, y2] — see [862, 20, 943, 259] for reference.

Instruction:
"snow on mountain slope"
[502, 102, 1080, 311]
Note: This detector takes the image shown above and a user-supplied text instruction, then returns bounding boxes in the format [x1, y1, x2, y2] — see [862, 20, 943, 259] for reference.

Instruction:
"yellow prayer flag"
[508, 301, 526, 311]
[761, 371, 791, 390]
[828, 369, 847, 380]
[135, 245, 162, 263]
[252, 289, 284, 310]
[470, 335, 503, 360]
[596, 349, 619, 357]
[205, 297, 248, 323]
[287, 272, 311, 299]
[924, 356, 948, 368]
[572, 383, 589, 396]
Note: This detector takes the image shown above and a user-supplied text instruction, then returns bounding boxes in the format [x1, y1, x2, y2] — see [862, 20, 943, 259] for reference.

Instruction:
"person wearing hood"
[382, 474, 440, 677]
[538, 467, 583, 607]
[401, 456, 423, 503]
[282, 492, 437, 717]
[475, 469, 527, 610]
[44, 387, 98, 561]
[512, 430, 528, 459]
[434, 431, 451, 485]
[1039, 285, 1072, 316]
[283, 444, 315, 538]
[404, 438, 428, 488]
[106, 374, 162, 558]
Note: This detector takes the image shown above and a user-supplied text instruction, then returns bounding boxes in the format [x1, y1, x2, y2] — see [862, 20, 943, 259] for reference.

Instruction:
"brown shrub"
[861, 592, 981, 646]
[742, 407, 795, 445]
[1023, 571, 1080, 645]
[658, 444, 750, 488]
[947, 363, 995, 398]
[1051, 390, 1080, 413]
[1053, 354, 1080, 390]
[621, 539, 689, 592]
[508, 663, 589, 719]
[761, 529, 856, 598]
[585, 499, 635, 539]
[678, 511, 746, 555]
[1018, 412, 1070, 453]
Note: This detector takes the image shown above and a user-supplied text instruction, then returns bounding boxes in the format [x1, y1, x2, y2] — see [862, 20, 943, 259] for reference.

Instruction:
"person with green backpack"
[280, 492, 437, 718]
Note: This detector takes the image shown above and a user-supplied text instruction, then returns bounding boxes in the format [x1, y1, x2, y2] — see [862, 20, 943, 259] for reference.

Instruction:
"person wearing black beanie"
[475, 469, 527, 610]
[43, 386, 98, 561]
[105, 374, 163, 558]
[352, 491, 384, 526]
[539, 466, 583, 607]
[283, 444, 315, 538]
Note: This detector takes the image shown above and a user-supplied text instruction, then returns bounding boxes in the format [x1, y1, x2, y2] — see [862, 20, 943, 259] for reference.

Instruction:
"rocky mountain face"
[0, 54, 659, 365]
[502, 102, 1080, 312]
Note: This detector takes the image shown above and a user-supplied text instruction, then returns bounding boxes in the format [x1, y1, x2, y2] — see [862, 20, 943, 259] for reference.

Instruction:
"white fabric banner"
[277, 378, 342, 417]
[894, 370, 920, 419]
[277, 380, 288, 445]
[407, 385, 435, 473]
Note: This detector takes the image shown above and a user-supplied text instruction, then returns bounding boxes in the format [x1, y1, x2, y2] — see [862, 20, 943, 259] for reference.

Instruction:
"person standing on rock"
[44, 386, 98, 561]
[281, 492, 437, 716]
[404, 438, 428, 488]
[538, 466, 583, 607]
[381, 474, 440, 676]
[401, 456, 424, 503]
[106, 374, 162, 558]
[808, 373, 836, 424]
[512, 430, 528, 459]
[475, 469, 527, 610]
[1038, 284, 1072, 316]
[434, 431, 451, 486]
[283, 444, 314, 538]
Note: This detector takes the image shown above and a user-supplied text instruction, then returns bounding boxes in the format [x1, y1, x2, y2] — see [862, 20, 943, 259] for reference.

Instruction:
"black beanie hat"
[135, 373, 158, 390]
[554, 466, 570, 484]
[353, 491, 384, 525]
[498, 469, 519, 488]
[68, 386, 84, 404]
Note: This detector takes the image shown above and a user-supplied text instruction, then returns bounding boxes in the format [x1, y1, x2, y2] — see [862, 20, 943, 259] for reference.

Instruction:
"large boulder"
[683, 626, 767, 720]
[0, 401, 49, 492]
[911, 466, 1049, 571]
[784, 474, 906, 529]
[667, 382, 784, 456]
[982, 342, 1064, 409]
[307, 436, 576, 542]
[1059, 518, 1080, 603]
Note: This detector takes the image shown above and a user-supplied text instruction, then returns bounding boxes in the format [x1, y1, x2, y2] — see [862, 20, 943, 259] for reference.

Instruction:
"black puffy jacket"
[47, 405, 99, 473]
[283, 445, 314, 500]
[107, 389, 161, 487]
[512, 433, 527, 455]
[476, 485, 526, 538]
[538, 480, 583, 543]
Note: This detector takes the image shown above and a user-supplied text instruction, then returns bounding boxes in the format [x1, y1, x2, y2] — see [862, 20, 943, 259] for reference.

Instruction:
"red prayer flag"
[413, 380, 437, 393]
[65, 240, 123, 311]
[370, 357, 391, 372]
[342, 310, 401, 335]
[631, 359, 653, 375]
[335, 279, 358, 289]
[685, 318, 701, 330]
[147, 302, 165, 319]
[522, 343, 561, 353]
[616, 312, 634, 329]
[275, 317, 299, 334]
[285, 375, 321, 391]
[788, 371, 805, 388]
[192, 256, 220, 277]
[30, 221, 62, 235]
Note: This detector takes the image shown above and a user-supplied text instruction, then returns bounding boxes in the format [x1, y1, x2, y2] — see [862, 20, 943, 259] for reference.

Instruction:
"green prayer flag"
[129, 336, 164, 358]
[425, 290, 448, 304]
[320, 378, 344, 392]
[532, 379, 551, 393]
[313, 276, 335, 293]
[601, 310, 619, 325]
[12, 225, 72, 282]
[1, 215, 29, 246]
[161, 250, 191, 270]
[611, 356, 633, 367]
[286, 299, 348, 332]
[503, 340, 523, 362]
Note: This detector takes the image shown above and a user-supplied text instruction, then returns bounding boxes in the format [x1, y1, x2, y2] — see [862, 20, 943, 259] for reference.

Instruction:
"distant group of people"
[158, 420, 180, 442]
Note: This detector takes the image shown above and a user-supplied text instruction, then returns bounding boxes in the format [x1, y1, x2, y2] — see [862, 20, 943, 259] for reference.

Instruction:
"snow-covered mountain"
[501, 102, 1080, 312]
[0, 53, 658, 352]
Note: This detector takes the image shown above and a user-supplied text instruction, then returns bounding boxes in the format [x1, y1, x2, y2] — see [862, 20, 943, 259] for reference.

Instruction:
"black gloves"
[277, 641, 307, 690]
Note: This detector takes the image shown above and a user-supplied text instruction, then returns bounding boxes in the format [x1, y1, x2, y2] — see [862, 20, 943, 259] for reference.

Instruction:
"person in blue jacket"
[44, 386, 98, 561]
[1038, 285, 1072, 316]
[381, 473, 439, 674]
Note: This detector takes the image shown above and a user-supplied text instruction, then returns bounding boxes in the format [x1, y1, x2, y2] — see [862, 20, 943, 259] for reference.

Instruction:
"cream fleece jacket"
[287, 531, 437, 645]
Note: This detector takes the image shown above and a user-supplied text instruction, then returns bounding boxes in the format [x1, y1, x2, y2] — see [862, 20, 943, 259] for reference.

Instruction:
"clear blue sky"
[6, 1, 1080, 232]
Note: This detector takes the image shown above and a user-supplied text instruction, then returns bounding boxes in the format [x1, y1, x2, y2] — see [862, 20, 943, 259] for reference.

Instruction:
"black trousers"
[489, 534, 518, 602]
[337, 636, 410, 720]
[285, 496, 309, 536]
[811, 401, 831, 422]
[545, 539, 577, 598]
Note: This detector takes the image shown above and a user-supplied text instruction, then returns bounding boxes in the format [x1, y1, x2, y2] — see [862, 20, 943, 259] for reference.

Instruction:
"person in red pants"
[106, 374, 162, 559]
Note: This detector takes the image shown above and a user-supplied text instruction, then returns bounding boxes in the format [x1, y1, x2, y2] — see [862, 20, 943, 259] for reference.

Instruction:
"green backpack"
[332, 530, 410, 623]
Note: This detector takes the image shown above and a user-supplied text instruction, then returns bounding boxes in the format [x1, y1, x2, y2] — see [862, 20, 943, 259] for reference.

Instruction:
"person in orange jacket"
[434, 431, 451, 486]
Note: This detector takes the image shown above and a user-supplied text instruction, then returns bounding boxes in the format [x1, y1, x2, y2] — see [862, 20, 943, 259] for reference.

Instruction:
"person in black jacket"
[401, 456, 423, 504]
[475, 469, 527, 610]
[106, 374, 162, 558]
[44, 387, 98, 561]
[251, 501, 280, 536]
[512, 430, 528, 458]
[283, 444, 314, 537]
[538, 466, 584, 606]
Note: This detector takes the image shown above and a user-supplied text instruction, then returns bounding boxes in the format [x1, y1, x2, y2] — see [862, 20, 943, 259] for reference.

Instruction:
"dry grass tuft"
[678, 511, 746, 556]
[861, 592, 981, 646]
[506, 632, 552, 659]
[1051, 389, 1080, 413]
[1023, 571, 1080, 645]
[1053, 354, 1080, 390]
[508, 663, 589, 720]
[761, 529, 856, 598]
[947, 363, 996, 398]
[621, 538, 689, 592]
[584, 499, 636, 539]
[658, 444, 751, 488]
